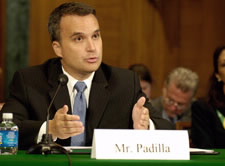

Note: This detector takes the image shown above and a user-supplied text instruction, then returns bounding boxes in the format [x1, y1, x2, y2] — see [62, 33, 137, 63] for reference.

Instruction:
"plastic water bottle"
[0, 113, 19, 155]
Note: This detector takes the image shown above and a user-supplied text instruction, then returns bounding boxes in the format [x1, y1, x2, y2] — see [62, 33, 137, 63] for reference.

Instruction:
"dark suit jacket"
[1, 58, 173, 150]
[191, 99, 225, 148]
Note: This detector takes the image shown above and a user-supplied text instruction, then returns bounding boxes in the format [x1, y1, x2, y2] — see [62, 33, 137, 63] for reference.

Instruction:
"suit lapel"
[48, 85, 72, 116]
[87, 65, 110, 128]
[47, 58, 72, 118]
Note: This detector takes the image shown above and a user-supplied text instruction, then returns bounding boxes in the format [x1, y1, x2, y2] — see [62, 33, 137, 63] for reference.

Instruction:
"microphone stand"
[27, 74, 68, 154]
[27, 133, 67, 154]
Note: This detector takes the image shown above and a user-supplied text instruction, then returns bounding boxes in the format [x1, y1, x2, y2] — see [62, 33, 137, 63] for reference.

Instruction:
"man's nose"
[170, 104, 178, 111]
[86, 39, 96, 51]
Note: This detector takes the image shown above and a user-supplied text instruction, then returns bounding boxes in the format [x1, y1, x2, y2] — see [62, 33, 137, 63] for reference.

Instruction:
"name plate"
[91, 129, 190, 160]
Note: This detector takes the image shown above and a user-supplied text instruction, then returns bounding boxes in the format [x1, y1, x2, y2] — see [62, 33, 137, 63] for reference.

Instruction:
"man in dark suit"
[0, 2, 173, 150]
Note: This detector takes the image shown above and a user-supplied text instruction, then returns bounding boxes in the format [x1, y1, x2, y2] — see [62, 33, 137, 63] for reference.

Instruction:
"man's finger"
[57, 105, 69, 114]
[62, 120, 83, 128]
[55, 105, 80, 121]
[136, 97, 146, 109]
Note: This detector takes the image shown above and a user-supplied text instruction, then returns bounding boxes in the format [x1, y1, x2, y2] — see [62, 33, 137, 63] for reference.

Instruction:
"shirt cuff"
[37, 121, 46, 143]
[37, 121, 57, 143]
[149, 119, 155, 130]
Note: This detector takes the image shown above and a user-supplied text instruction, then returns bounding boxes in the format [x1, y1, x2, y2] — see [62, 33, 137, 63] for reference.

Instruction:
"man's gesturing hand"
[49, 105, 84, 139]
[132, 97, 150, 129]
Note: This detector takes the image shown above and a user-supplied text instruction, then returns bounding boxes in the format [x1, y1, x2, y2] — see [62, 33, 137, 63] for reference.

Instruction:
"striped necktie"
[71, 81, 87, 146]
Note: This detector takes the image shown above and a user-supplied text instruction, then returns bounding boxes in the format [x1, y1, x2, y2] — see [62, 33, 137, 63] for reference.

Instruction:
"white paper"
[64, 146, 92, 152]
[189, 148, 215, 153]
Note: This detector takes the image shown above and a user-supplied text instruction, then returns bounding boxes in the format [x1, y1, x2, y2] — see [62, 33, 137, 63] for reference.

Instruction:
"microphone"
[27, 74, 68, 154]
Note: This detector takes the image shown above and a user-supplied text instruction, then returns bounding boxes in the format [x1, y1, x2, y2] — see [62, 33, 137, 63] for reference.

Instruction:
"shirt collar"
[61, 66, 95, 92]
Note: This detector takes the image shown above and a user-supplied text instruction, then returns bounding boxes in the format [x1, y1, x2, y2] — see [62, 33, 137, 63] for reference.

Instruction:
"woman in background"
[192, 46, 225, 148]
[129, 64, 153, 99]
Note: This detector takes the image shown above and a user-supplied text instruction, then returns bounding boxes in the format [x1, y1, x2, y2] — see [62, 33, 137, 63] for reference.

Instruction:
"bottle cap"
[2, 113, 13, 119]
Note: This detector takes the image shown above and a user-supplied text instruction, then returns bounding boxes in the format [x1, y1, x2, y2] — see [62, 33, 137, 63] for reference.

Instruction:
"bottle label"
[0, 131, 18, 147]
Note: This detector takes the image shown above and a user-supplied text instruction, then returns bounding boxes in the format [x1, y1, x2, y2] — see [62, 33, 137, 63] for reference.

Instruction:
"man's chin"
[87, 62, 101, 70]
[168, 114, 177, 119]
[84, 67, 100, 74]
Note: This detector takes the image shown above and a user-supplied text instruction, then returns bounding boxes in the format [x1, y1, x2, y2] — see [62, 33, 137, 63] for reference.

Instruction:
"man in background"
[151, 67, 199, 126]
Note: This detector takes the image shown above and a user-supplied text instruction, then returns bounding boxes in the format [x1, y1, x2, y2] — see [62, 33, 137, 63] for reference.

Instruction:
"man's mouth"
[87, 57, 98, 63]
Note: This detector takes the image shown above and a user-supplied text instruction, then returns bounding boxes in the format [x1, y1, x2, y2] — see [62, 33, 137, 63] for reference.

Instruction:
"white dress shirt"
[37, 67, 94, 143]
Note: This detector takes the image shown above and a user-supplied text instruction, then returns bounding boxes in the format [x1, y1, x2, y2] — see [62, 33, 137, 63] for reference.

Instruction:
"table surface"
[0, 149, 225, 166]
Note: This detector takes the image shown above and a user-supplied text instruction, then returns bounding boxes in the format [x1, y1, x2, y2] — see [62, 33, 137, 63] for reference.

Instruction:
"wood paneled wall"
[0, 0, 6, 101]
[29, 0, 225, 98]
[159, 0, 225, 97]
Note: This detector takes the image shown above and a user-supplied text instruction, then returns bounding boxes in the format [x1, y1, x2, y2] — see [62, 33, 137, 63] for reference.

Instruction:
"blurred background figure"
[192, 46, 225, 148]
[0, 102, 4, 110]
[151, 67, 199, 126]
[129, 64, 153, 99]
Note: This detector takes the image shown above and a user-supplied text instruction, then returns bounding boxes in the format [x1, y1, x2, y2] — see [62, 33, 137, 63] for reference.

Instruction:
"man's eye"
[93, 33, 100, 39]
[74, 36, 83, 42]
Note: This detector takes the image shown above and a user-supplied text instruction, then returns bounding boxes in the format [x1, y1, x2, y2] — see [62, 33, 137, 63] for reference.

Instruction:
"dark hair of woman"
[129, 64, 153, 84]
[208, 46, 225, 109]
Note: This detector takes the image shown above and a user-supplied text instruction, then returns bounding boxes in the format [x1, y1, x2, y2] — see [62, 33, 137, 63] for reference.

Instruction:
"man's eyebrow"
[95, 29, 101, 33]
[70, 32, 83, 38]
[70, 29, 100, 38]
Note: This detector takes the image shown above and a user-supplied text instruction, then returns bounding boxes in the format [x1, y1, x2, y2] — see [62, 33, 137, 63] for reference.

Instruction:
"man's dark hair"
[48, 2, 96, 42]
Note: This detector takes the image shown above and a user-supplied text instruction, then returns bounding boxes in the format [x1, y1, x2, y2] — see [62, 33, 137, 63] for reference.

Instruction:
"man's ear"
[215, 73, 222, 82]
[162, 82, 167, 95]
[52, 41, 63, 58]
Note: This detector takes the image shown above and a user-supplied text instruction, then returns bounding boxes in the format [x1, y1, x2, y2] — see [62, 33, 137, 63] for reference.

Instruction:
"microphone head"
[58, 74, 68, 86]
